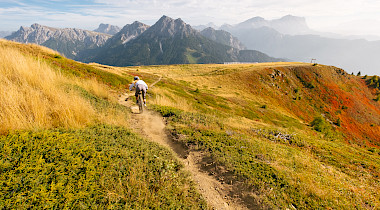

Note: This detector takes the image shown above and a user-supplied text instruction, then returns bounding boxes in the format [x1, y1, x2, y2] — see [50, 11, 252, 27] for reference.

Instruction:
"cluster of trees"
[369, 75, 380, 89]
[362, 75, 380, 89]
[363, 75, 380, 101]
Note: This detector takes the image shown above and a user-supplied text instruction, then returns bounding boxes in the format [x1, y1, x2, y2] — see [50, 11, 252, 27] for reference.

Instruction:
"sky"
[1, 0, 380, 38]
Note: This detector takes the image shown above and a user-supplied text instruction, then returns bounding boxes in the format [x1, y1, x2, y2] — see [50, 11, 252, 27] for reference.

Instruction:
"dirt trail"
[118, 91, 249, 209]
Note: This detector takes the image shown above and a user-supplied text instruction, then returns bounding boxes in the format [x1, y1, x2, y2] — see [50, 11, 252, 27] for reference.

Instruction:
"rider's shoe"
[143, 102, 146, 106]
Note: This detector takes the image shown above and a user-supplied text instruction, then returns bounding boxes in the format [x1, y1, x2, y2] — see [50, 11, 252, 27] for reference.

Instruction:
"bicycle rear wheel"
[138, 93, 144, 113]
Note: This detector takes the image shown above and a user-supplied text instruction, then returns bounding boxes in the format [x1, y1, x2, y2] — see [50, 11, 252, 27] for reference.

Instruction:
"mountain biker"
[129, 76, 148, 106]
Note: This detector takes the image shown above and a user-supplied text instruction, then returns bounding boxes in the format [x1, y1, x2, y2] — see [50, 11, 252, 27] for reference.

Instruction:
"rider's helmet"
[134, 76, 139, 81]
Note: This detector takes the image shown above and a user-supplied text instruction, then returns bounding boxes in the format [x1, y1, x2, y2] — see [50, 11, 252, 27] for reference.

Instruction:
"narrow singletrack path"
[118, 77, 250, 210]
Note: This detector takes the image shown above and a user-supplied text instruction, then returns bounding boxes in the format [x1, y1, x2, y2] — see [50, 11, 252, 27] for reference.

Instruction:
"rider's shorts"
[135, 84, 147, 99]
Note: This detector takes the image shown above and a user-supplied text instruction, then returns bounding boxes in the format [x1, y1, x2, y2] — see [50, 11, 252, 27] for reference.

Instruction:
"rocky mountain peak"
[246, 16, 266, 23]
[237, 16, 268, 29]
[271, 15, 310, 35]
[129, 21, 149, 29]
[147, 15, 198, 38]
[108, 21, 149, 45]
[19, 26, 30, 32]
[94, 23, 121, 35]
[31, 23, 43, 29]
[279, 15, 305, 22]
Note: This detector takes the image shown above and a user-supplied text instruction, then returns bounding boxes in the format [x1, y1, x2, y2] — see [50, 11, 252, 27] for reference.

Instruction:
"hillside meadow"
[0, 39, 206, 209]
[118, 63, 380, 208]
[1, 39, 380, 209]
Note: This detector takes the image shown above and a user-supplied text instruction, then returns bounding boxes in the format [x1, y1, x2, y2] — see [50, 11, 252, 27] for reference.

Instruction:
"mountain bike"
[137, 92, 144, 113]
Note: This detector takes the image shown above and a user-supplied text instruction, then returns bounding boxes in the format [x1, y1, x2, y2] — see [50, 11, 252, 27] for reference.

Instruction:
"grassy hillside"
[2, 39, 380, 209]
[119, 63, 380, 208]
[0, 39, 206, 209]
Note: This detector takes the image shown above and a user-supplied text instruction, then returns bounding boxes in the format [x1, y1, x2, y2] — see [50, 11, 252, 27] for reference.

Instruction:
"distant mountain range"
[193, 15, 380, 75]
[5, 15, 380, 74]
[6, 16, 281, 66]
[81, 16, 280, 66]
[5, 24, 111, 59]
[215, 16, 380, 75]
[0, 31, 13, 38]
[221, 15, 313, 35]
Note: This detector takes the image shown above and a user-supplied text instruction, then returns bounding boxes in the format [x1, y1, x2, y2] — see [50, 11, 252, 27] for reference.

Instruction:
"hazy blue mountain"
[200, 27, 246, 50]
[0, 31, 12, 38]
[222, 16, 380, 75]
[193, 22, 218, 31]
[221, 15, 313, 35]
[94, 23, 121, 35]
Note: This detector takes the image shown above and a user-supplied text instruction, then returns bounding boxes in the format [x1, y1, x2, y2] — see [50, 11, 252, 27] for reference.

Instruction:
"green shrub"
[375, 94, 380, 102]
[151, 105, 183, 117]
[310, 116, 330, 132]
[334, 118, 341, 127]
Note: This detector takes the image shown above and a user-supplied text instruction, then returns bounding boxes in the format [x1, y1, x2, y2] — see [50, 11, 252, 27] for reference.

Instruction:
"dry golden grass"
[150, 89, 196, 112]
[0, 45, 95, 133]
[0, 39, 58, 56]
[76, 77, 113, 101]
[88, 63, 126, 77]
[119, 62, 307, 78]
[0, 40, 130, 133]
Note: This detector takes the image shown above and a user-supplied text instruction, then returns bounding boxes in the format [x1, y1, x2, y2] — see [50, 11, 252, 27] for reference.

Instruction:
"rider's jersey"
[129, 80, 148, 91]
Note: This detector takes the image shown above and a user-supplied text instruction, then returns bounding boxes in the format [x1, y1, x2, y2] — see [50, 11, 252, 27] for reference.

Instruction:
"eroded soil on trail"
[119, 93, 255, 209]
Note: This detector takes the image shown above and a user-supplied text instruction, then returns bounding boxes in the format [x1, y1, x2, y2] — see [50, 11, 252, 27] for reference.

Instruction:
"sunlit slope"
[0, 39, 133, 133]
[3, 38, 379, 209]
[0, 40, 206, 209]
[120, 63, 380, 208]
[129, 63, 380, 145]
